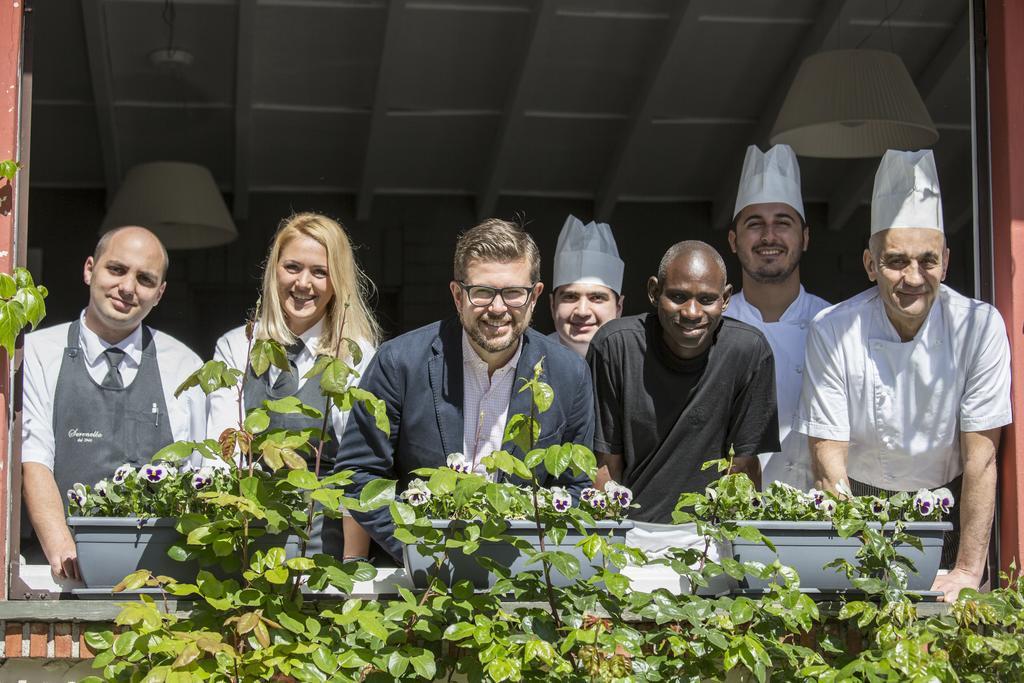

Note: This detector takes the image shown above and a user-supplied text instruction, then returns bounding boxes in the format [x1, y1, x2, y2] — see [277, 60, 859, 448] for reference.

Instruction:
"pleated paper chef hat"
[552, 215, 624, 293]
[733, 144, 805, 221]
[871, 149, 944, 235]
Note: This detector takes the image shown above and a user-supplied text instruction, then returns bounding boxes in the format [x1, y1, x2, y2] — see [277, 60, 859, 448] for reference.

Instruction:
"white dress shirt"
[21, 312, 207, 470]
[462, 331, 522, 474]
[726, 286, 830, 490]
[206, 319, 376, 442]
[795, 285, 1012, 490]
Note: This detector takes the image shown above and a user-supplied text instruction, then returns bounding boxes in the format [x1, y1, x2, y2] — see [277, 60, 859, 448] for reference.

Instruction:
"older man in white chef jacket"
[796, 149, 1012, 602]
[726, 144, 829, 490]
[548, 216, 624, 357]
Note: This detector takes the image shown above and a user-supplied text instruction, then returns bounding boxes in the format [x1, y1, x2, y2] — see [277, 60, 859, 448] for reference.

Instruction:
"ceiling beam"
[593, 1, 699, 221]
[232, 0, 256, 220]
[826, 10, 970, 232]
[357, 0, 406, 221]
[81, 0, 121, 204]
[709, 0, 849, 229]
[475, 0, 557, 221]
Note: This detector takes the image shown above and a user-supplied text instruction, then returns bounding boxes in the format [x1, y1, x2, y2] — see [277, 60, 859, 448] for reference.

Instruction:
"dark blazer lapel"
[429, 318, 465, 458]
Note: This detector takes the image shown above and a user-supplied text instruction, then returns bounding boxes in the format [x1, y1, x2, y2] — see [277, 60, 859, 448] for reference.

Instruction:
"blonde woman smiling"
[207, 212, 382, 561]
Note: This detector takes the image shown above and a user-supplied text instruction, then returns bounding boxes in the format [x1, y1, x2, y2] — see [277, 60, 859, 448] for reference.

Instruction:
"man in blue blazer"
[339, 219, 594, 562]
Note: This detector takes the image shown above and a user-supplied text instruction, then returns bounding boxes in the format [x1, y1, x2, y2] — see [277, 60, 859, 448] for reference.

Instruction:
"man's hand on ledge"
[932, 567, 981, 602]
[46, 537, 80, 581]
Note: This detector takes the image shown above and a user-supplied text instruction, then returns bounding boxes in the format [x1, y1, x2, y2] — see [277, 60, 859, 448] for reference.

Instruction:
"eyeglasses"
[457, 282, 535, 308]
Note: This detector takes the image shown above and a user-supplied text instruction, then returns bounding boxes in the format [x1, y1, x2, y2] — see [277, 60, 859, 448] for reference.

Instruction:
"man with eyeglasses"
[796, 150, 1011, 602]
[339, 218, 594, 562]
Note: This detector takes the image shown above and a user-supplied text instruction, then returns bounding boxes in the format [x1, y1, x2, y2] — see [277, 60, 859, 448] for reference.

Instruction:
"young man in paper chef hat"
[726, 144, 829, 491]
[795, 149, 1012, 602]
[548, 215, 625, 357]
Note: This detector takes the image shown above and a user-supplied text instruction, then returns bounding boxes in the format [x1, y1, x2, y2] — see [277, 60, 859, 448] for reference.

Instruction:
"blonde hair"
[255, 213, 381, 358]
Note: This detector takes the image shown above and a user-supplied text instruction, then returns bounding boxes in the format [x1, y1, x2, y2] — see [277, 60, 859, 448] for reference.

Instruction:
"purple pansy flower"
[191, 467, 215, 490]
[604, 481, 633, 507]
[580, 487, 600, 504]
[913, 489, 936, 516]
[401, 479, 431, 507]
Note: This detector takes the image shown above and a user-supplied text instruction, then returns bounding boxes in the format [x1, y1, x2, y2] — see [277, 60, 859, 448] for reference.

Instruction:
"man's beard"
[463, 312, 528, 353]
[741, 252, 801, 285]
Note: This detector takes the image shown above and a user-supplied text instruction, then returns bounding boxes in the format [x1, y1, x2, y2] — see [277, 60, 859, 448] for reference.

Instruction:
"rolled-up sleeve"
[795, 320, 850, 441]
[960, 307, 1013, 433]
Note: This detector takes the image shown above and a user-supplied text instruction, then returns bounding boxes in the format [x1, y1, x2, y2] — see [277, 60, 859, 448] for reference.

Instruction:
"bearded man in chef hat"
[726, 144, 830, 491]
[795, 149, 1012, 602]
[548, 216, 625, 357]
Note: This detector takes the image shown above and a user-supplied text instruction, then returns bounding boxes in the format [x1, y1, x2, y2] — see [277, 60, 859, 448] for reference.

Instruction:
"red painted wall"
[987, 0, 1024, 575]
[0, 2, 25, 600]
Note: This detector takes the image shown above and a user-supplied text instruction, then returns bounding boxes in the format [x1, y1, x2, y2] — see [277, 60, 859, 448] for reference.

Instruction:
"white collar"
[734, 285, 809, 324]
[294, 317, 325, 357]
[78, 310, 144, 367]
[461, 329, 522, 376]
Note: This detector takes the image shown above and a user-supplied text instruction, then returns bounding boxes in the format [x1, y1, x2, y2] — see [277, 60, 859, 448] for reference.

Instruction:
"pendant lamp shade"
[770, 49, 939, 158]
[100, 162, 238, 249]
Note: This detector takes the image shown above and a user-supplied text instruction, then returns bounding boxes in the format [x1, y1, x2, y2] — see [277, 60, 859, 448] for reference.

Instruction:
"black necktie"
[272, 339, 305, 396]
[102, 347, 126, 389]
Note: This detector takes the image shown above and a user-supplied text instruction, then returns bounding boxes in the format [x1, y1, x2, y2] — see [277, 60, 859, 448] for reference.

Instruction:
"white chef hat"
[871, 149, 944, 235]
[552, 215, 624, 293]
[733, 144, 805, 221]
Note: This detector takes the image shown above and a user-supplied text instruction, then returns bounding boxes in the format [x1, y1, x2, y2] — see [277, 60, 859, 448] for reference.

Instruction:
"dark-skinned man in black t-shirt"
[587, 240, 779, 557]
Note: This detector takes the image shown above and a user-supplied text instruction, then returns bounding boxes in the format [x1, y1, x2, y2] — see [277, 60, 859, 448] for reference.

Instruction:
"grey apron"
[52, 320, 175, 507]
[244, 355, 341, 557]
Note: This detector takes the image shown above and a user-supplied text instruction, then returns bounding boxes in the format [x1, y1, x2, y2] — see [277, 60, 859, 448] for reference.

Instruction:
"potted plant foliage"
[674, 459, 953, 592]
[394, 361, 634, 590]
[64, 309, 390, 591]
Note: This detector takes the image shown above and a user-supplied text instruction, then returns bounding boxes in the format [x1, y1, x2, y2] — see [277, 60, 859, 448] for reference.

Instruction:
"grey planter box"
[404, 519, 633, 590]
[731, 520, 952, 591]
[68, 517, 196, 589]
[69, 517, 295, 590]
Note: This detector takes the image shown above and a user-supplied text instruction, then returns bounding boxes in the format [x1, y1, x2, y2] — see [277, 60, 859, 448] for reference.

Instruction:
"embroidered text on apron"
[244, 346, 341, 557]
[52, 320, 175, 508]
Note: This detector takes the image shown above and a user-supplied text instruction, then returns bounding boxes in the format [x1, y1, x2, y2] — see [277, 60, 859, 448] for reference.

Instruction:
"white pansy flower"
[400, 479, 431, 507]
[604, 481, 633, 507]
[94, 480, 110, 498]
[66, 483, 88, 508]
[191, 467, 216, 490]
[139, 464, 170, 484]
[913, 489, 937, 517]
[551, 487, 572, 513]
[931, 487, 955, 514]
[446, 452, 472, 474]
[112, 464, 135, 485]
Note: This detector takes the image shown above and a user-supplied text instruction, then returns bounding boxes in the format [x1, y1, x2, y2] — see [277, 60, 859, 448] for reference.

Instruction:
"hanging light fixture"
[100, 162, 238, 249]
[769, 49, 939, 158]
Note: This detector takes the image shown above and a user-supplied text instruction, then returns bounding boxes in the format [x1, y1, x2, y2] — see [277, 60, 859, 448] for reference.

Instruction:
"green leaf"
[151, 441, 194, 463]
[348, 387, 389, 434]
[359, 479, 396, 510]
[317, 357, 354, 394]
[264, 395, 322, 418]
[12, 284, 46, 330]
[543, 443, 572, 478]
[569, 444, 597, 480]
[286, 469, 319, 490]
[410, 649, 436, 679]
[0, 273, 15, 298]
[0, 301, 22, 356]
[524, 448, 546, 469]
[84, 630, 115, 652]
[112, 631, 138, 657]
[250, 339, 288, 377]
[503, 413, 540, 454]
[312, 646, 338, 674]
[390, 501, 417, 525]
[244, 409, 271, 434]
[444, 622, 477, 641]
[387, 651, 410, 678]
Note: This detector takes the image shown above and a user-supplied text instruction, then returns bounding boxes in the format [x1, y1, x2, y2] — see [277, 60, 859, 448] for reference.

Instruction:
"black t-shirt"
[587, 313, 780, 523]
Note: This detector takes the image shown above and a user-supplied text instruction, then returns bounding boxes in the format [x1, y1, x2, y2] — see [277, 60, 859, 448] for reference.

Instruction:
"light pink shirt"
[462, 331, 523, 474]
